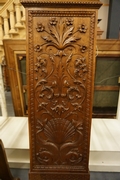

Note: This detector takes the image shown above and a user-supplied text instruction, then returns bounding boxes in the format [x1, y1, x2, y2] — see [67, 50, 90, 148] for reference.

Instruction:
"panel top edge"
[20, 0, 102, 8]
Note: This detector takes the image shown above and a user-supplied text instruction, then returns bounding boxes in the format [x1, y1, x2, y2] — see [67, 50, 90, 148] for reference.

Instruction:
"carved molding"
[20, 0, 102, 8]
[29, 173, 90, 180]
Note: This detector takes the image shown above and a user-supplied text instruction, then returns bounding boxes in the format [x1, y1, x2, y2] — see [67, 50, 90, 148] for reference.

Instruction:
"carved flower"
[80, 45, 87, 53]
[78, 24, 87, 33]
[66, 18, 73, 26]
[37, 56, 47, 66]
[38, 17, 80, 51]
[74, 58, 87, 77]
[72, 103, 82, 111]
[35, 56, 47, 73]
[49, 17, 57, 25]
[34, 45, 42, 52]
[36, 23, 45, 32]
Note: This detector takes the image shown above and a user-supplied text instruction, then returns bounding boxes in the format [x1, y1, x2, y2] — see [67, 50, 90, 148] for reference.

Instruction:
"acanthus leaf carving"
[34, 17, 89, 166]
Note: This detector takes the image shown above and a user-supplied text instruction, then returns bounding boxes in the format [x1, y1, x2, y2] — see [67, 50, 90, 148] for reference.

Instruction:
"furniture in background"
[3, 40, 27, 116]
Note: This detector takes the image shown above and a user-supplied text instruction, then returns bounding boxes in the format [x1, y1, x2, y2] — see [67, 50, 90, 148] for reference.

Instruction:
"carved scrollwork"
[36, 118, 83, 165]
[51, 104, 69, 115]
[34, 17, 88, 165]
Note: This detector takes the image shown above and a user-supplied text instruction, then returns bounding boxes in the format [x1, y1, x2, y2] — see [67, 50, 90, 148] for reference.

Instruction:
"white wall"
[98, 0, 110, 38]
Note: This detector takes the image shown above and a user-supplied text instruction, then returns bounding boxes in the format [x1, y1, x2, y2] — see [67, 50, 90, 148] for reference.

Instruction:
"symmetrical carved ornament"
[26, 10, 96, 173]
[20, 0, 102, 178]
[34, 17, 88, 166]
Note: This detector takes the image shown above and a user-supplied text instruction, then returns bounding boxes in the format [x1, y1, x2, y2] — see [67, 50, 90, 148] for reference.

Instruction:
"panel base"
[29, 172, 90, 180]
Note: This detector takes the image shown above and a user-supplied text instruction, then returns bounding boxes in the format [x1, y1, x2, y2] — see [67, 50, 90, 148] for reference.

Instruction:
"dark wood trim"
[94, 86, 119, 91]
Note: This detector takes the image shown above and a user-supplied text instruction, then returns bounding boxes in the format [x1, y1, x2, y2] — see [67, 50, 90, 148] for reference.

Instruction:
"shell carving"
[44, 118, 75, 144]
[36, 118, 83, 165]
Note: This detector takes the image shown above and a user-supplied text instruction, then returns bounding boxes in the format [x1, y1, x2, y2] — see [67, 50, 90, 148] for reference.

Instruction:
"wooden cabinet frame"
[3, 40, 27, 116]
[93, 39, 120, 118]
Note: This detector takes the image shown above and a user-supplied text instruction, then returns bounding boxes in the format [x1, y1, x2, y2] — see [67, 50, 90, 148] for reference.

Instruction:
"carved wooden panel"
[21, 0, 102, 180]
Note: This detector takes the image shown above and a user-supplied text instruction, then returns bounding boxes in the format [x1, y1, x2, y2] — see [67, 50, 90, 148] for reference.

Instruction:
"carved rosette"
[33, 16, 89, 166]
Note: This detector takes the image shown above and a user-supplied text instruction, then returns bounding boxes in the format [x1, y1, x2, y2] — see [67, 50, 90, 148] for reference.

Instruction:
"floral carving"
[80, 45, 87, 53]
[34, 45, 42, 52]
[34, 17, 88, 166]
[71, 103, 82, 111]
[35, 56, 47, 75]
[36, 23, 45, 32]
[78, 24, 87, 33]
[74, 57, 87, 78]
[65, 18, 73, 26]
[35, 18, 81, 51]
[49, 17, 57, 25]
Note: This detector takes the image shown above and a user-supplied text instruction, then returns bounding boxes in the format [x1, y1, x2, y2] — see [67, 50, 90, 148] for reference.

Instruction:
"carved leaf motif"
[62, 26, 74, 43]
[38, 102, 48, 109]
[63, 35, 80, 46]
[51, 104, 69, 115]
[42, 36, 52, 42]
[71, 103, 82, 111]
[36, 18, 81, 50]
[49, 25, 59, 44]
[34, 17, 89, 166]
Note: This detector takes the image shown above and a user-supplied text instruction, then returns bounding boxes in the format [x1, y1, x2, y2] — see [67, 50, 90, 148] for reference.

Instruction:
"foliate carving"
[20, 0, 102, 177]
[34, 17, 88, 166]
[35, 17, 82, 50]
[27, 9, 96, 174]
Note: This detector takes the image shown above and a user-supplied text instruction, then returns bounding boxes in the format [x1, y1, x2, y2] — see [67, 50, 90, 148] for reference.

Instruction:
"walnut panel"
[21, 0, 101, 179]
[27, 10, 95, 172]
